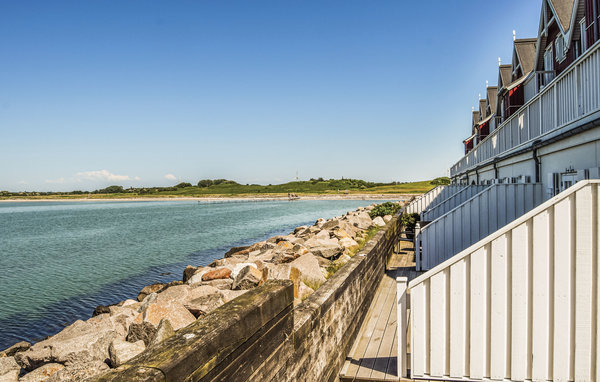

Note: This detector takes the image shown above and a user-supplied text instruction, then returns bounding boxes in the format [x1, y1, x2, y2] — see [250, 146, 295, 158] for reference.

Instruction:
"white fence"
[416, 183, 545, 271]
[422, 185, 490, 221]
[451, 40, 600, 178]
[406, 185, 467, 215]
[403, 180, 600, 381]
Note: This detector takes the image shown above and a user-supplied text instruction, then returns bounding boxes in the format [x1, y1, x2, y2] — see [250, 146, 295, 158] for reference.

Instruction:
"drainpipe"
[493, 161, 499, 181]
[533, 147, 541, 183]
[475, 169, 480, 185]
[594, 0, 599, 43]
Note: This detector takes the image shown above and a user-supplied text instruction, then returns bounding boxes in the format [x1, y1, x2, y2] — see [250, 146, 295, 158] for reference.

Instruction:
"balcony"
[450, 40, 600, 178]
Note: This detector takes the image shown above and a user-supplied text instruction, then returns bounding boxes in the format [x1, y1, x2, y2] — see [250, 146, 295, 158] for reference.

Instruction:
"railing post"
[397, 276, 408, 379]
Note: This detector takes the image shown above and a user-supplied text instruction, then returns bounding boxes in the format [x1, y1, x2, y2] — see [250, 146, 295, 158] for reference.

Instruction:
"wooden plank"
[510, 222, 530, 381]
[429, 270, 448, 377]
[470, 246, 487, 379]
[411, 283, 427, 377]
[370, 279, 399, 380]
[385, 325, 399, 380]
[490, 233, 509, 380]
[552, 196, 573, 381]
[356, 276, 397, 379]
[340, 273, 393, 378]
[575, 187, 594, 380]
[449, 259, 467, 378]
[531, 209, 552, 381]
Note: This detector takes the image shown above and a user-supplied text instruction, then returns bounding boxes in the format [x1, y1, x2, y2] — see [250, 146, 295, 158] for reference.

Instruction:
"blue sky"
[1, 1, 542, 191]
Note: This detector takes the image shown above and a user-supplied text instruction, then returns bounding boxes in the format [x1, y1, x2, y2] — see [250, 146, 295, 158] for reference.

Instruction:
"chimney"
[498, 57, 502, 66]
[513, 30, 516, 41]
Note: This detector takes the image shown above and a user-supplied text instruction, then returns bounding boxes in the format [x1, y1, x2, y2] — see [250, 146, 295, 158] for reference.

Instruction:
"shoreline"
[0, 194, 416, 203]
[1, 201, 401, 380]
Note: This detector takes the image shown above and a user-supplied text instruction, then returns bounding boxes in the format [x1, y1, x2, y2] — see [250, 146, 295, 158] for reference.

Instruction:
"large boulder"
[184, 294, 224, 318]
[19, 363, 64, 382]
[108, 339, 145, 368]
[202, 267, 231, 281]
[230, 263, 258, 279]
[289, 253, 326, 285]
[0, 357, 20, 382]
[128, 299, 196, 345]
[201, 278, 233, 290]
[303, 236, 343, 259]
[0, 341, 30, 357]
[182, 265, 199, 283]
[137, 283, 167, 302]
[232, 265, 263, 290]
[383, 215, 393, 223]
[321, 219, 340, 231]
[372, 216, 386, 227]
[15, 313, 128, 371]
[45, 360, 109, 382]
[148, 319, 175, 348]
[339, 237, 359, 253]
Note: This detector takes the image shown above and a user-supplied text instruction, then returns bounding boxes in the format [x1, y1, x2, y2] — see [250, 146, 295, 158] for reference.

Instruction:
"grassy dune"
[1, 179, 438, 200]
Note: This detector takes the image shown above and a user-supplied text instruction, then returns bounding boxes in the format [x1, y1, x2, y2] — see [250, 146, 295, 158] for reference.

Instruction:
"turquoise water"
[0, 199, 389, 349]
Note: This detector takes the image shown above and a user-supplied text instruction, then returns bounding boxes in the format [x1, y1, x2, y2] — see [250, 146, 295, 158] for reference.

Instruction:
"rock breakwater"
[0, 203, 399, 381]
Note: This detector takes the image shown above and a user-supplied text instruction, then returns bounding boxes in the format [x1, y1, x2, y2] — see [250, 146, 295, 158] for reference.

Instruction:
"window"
[580, 18, 587, 52]
[555, 35, 566, 62]
[543, 45, 554, 85]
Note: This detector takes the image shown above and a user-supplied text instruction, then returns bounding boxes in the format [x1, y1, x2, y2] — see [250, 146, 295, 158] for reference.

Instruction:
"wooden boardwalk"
[339, 240, 422, 382]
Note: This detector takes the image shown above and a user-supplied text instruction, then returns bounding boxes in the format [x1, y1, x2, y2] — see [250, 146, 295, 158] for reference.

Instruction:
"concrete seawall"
[97, 214, 400, 381]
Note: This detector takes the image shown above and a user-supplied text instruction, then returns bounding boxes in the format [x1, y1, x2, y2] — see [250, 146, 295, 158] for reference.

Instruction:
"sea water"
[0, 199, 391, 349]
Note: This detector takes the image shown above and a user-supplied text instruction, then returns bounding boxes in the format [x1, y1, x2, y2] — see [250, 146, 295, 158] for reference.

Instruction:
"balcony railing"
[451, 40, 600, 178]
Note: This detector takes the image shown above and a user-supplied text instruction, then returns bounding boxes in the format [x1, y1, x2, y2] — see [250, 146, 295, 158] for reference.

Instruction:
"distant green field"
[1, 179, 441, 200]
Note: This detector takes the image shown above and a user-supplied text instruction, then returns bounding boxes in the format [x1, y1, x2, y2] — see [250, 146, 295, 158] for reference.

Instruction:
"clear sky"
[1, 1, 542, 192]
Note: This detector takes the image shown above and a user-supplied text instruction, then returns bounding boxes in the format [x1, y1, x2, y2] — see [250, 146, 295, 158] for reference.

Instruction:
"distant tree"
[430, 177, 451, 186]
[96, 185, 124, 194]
[197, 179, 213, 188]
[175, 182, 192, 188]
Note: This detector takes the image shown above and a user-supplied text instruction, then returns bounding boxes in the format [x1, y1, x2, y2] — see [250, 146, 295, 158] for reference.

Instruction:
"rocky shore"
[0, 203, 399, 381]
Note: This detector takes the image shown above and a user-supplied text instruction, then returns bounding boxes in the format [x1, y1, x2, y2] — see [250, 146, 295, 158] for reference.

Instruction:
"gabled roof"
[479, 99, 487, 117]
[549, 0, 576, 32]
[514, 39, 537, 74]
[486, 87, 498, 115]
[472, 111, 480, 127]
[498, 65, 513, 89]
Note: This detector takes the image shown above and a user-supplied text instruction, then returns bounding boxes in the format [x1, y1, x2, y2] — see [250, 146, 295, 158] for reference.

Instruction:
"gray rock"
[182, 265, 198, 283]
[126, 321, 157, 347]
[148, 319, 175, 348]
[108, 339, 145, 368]
[19, 363, 64, 382]
[0, 357, 20, 381]
[303, 236, 343, 259]
[289, 253, 327, 284]
[46, 361, 109, 382]
[0, 341, 30, 357]
[137, 283, 167, 302]
[15, 314, 126, 372]
[232, 266, 263, 290]
[383, 214, 393, 223]
[184, 294, 224, 318]
[321, 219, 340, 231]
[201, 278, 233, 290]
[372, 216, 386, 227]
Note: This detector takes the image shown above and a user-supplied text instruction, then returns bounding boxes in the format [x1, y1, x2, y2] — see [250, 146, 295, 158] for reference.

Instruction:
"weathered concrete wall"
[96, 214, 400, 382]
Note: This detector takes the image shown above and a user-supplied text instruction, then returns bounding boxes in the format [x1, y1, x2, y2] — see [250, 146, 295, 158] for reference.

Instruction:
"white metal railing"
[403, 180, 600, 381]
[406, 185, 467, 215]
[416, 183, 545, 271]
[451, 40, 600, 178]
[422, 184, 490, 221]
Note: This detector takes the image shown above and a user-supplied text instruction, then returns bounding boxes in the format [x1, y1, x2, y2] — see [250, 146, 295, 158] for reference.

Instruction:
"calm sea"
[0, 199, 391, 349]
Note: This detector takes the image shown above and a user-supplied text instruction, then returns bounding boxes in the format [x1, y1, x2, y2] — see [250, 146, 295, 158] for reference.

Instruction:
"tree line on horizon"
[0, 177, 449, 197]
